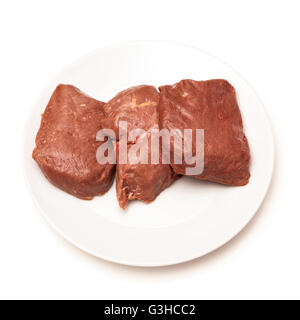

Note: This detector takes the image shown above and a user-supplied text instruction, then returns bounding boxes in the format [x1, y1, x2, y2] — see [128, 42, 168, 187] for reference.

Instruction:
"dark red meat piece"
[101, 85, 178, 208]
[158, 79, 250, 186]
[32, 84, 115, 199]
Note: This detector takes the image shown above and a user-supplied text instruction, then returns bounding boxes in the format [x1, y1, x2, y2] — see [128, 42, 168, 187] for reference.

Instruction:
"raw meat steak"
[158, 79, 250, 186]
[101, 85, 178, 208]
[32, 84, 115, 199]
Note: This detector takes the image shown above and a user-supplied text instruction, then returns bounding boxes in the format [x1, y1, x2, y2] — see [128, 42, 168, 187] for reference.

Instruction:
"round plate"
[23, 41, 274, 267]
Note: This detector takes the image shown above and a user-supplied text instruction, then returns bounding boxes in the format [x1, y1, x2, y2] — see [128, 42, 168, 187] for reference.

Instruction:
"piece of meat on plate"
[158, 79, 250, 186]
[32, 84, 115, 199]
[101, 85, 179, 208]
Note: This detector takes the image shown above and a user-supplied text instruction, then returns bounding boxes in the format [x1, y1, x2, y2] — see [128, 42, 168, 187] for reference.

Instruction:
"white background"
[0, 0, 299, 300]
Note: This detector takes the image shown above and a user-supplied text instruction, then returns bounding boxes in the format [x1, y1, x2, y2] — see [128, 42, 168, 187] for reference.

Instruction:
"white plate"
[23, 41, 274, 267]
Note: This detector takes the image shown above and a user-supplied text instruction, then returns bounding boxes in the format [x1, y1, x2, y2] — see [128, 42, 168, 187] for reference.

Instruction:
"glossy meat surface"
[102, 85, 178, 208]
[158, 79, 250, 186]
[32, 84, 115, 199]
[101, 85, 160, 140]
[116, 138, 178, 209]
